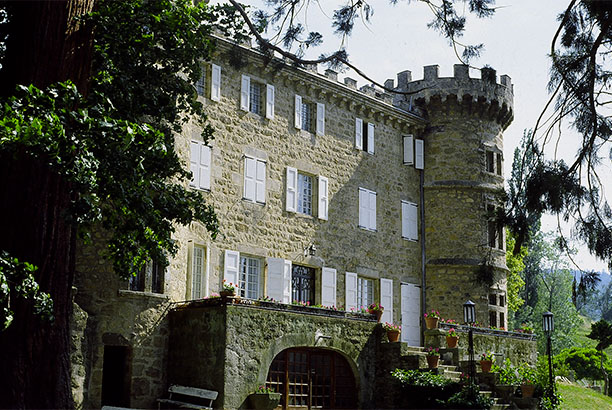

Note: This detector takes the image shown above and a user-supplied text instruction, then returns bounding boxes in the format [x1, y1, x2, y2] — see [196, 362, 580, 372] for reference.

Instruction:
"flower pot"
[387, 330, 400, 342]
[521, 383, 535, 398]
[373, 310, 383, 322]
[495, 384, 516, 402]
[426, 355, 439, 369]
[446, 335, 458, 348]
[220, 290, 235, 298]
[425, 317, 439, 329]
[249, 392, 281, 410]
[480, 360, 492, 373]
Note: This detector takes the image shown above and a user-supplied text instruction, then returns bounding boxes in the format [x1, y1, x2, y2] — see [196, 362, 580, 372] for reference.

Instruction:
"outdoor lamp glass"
[543, 311, 554, 333]
[463, 300, 475, 324]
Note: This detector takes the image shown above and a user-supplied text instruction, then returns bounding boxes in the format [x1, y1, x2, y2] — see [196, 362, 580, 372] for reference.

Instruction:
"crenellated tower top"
[391, 64, 514, 129]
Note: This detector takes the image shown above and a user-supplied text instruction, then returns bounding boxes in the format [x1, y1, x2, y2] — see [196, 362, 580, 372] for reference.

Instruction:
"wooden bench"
[157, 384, 218, 409]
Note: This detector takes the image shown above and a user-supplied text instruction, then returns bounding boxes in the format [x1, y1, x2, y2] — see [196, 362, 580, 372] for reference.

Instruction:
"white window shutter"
[321, 267, 337, 307]
[190, 141, 200, 188]
[240, 75, 250, 111]
[255, 160, 266, 203]
[316, 103, 325, 135]
[369, 191, 377, 230]
[211, 64, 221, 102]
[355, 118, 363, 150]
[244, 157, 256, 200]
[266, 257, 284, 302]
[266, 84, 275, 119]
[345, 272, 358, 312]
[224, 250, 240, 287]
[199, 144, 211, 190]
[358, 188, 368, 228]
[415, 139, 424, 170]
[380, 278, 393, 323]
[403, 135, 414, 165]
[282, 259, 292, 303]
[318, 176, 328, 220]
[408, 202, 418, 241]
[367, 123, 375, 154]
[294, 95, 302, 129]
[286, 167, 298, 212]
[401, 201, 410, 239]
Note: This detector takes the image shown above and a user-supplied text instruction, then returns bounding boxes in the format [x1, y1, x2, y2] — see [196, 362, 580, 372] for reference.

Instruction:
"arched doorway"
[266, 347, 357, 409]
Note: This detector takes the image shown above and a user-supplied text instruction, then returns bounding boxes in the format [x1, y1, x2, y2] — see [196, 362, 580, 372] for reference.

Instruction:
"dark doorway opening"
[266, 347, 356, 409]
[101, 345, 131, 407]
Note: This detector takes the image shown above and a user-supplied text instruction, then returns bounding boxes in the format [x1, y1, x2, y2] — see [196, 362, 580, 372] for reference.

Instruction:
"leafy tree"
[554, 346, 612, 381]
[0, 0, 248, 407]
[506, 228, 526, 314]
[587, 319, 612, 394]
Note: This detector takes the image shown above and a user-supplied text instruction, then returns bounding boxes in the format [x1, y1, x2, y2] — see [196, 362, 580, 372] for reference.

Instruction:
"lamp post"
[463, 300, 476, 395]
[543, 311, 554, 399]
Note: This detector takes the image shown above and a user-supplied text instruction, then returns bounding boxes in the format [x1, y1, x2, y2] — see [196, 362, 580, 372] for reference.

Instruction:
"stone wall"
[168, 300, 379, 409]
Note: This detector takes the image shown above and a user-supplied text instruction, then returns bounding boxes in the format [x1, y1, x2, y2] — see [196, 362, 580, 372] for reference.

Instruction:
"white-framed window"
[196, 66, 206, 96]
[244, 156, 266, 204]
[403, 135, 414, 165]
[401, 200, 418, 241]
[190, 141, 211, 191]
[286, 167, 328, 220]
[191, 245, 206, 299]
[297, 173, 313, 215]
[239, 255, 262, 299]
[241, 75, 274, 119]
[294, 95, 324, 135]
[355, 118, 374, 154]
[358, 187, 376, 231]
[357, 277, 374, 309]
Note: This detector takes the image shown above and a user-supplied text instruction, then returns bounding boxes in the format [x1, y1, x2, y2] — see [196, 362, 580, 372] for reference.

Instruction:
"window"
[241, 75, 274, 118]
[357, 277, 373, 309]
[487, 205, 503, 250]
[355, 118, 374, 154]
[238, 255, 261, 299]
[129, 260, 165, 294]
[191, 245, 206, 299]
[196, 66, 206, 96]
[358, 188, 376, 231]
[499, 312, 505, 328]
[190, 141, 211, 191]
[244, 156, 266, 203]
[294, 95, 324, 135]
[286, 167, 328, 220]
[485, 150, 503, 175]
[489, 294, 497, 305]
[401, 200, 418, 241]
[489, 311, 497, 327]
[211, 64, 221, 102]
[297, 173, 313, 215]
[292, 264, 315, 304]
[499, 294, 505, 307]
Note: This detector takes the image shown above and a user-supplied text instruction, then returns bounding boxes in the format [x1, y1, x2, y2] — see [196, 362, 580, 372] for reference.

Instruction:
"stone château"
[70, 36, 533, 409]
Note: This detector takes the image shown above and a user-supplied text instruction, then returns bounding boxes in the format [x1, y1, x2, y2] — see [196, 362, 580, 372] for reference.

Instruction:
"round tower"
[397, 64, 514, 327]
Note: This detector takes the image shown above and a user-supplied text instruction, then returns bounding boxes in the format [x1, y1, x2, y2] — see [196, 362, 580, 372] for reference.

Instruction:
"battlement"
[391, 64, 514, 128]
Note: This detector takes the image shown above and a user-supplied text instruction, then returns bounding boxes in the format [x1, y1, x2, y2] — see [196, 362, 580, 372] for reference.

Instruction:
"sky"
[218, 0, 610, 272]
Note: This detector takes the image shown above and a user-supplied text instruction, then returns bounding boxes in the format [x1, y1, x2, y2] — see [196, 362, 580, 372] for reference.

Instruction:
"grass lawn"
[558, 382, 612, 409]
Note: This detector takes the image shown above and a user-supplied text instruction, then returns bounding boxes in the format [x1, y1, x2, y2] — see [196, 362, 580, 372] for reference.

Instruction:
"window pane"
[292, 265, 315, 304]
[196, 67, 205, 96]
[297, 173, 312, 215]
[151, 262, 164, 294]
[192, 246, 204, 299]
[357, 278, 373, 309]
[250, 82, 261, 114]
[301, 102, 311, 131]
[239, 256, 260, 299]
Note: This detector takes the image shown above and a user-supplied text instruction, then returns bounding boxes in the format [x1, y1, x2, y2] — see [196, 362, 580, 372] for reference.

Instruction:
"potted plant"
[446, 328, 459, 348]
[493, 359, 519, 401]
[220, 280, 236, 298]
[479, 352, 494, 373]
[382, 322, 401, 342]
[424, 310, 440, 329]
[426, 347, 440, 368]
[518, 364, 536, 398]
[367, 302, 384, 322]
[248, 385, 281, 410]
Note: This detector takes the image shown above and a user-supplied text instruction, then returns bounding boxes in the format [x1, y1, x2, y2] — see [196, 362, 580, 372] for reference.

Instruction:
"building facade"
[71, 36, 517, 409]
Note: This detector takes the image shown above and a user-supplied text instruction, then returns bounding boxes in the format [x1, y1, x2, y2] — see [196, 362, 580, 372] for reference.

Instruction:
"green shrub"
[491, 358, 520, 385]
[444, 385, 493, 409]
[391, 369, 453, 387]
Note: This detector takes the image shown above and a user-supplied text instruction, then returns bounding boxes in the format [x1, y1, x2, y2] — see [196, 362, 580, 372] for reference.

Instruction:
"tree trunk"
[0, 1, 94, 408]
